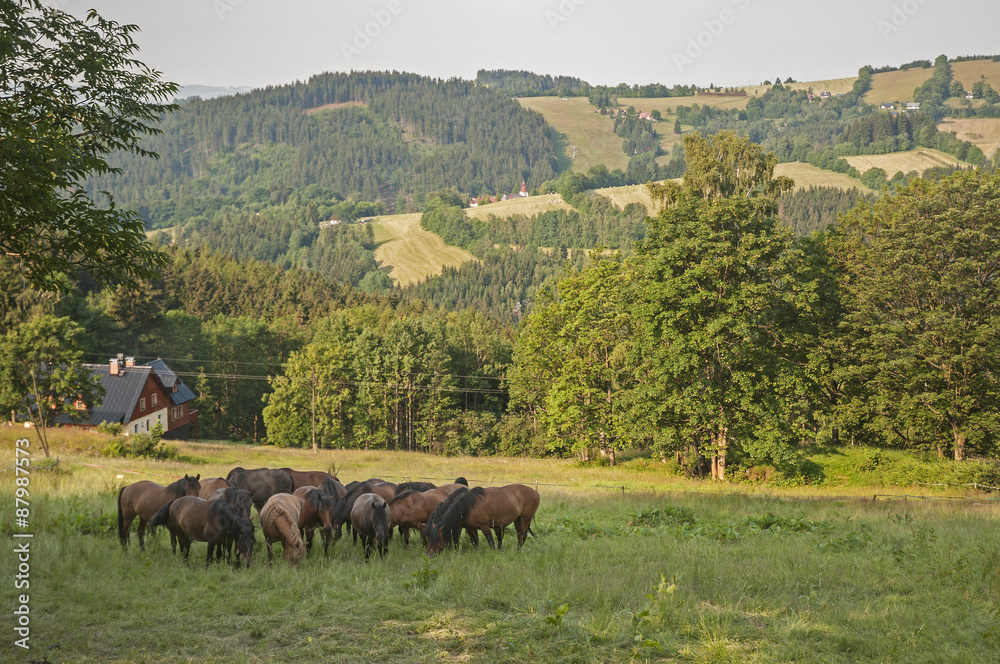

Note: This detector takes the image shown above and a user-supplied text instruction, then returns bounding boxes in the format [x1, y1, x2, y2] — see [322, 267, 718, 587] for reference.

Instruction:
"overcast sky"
[56, 0, 1000, 90]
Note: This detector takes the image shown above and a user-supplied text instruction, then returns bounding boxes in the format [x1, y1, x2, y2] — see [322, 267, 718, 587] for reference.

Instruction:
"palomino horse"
[389, 483, 468, 546]
[148, 496, 255, 568]
[260, 493, 306, 565]
[117, 475, 201, 551]
[292, 486, 335, 555]
[350, 493, 392, 560]
[198, 477, 229, 498]
[226, 467, 294, 515]
[331, 480, 396, 542]
[280, 468, 338, 491]
[424, 484, 540, 555]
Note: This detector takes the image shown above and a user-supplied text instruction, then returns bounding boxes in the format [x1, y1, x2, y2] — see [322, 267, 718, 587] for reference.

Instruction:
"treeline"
[475, 69, 589, 97]
[614, 113, 659, 155]
[778, 187, 873, 236]
[88, 72, 559, 228]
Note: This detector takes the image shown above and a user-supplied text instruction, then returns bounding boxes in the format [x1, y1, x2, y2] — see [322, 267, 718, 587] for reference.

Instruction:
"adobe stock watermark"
[341, 0, 404, 65]
[12, 438, 32, 651]
[545, 0, 588, 32]
[213, 0, 247, 21]
[876, 0, 930, 40]
[672, 0, 752, 74]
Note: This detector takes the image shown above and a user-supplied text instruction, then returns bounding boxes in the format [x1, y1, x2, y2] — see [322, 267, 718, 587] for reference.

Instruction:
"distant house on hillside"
[819, 91, 831, 99]
[519, 180, 529, 197]
[966, 91, 975, 99]
[638, 112, 654, 121]
[905, 102, 920, 111]
[880, 102, 894, 110]
[58, 356, 198, 440]
[470, 197, 479, 207]
[319, 218, 342, 228]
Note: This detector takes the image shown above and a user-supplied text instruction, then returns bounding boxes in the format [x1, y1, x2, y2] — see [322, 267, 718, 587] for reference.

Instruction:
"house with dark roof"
[60, 356, 198, 440]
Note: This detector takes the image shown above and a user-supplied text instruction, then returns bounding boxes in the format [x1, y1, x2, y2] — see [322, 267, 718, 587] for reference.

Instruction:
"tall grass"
[2, 427, 999, 662]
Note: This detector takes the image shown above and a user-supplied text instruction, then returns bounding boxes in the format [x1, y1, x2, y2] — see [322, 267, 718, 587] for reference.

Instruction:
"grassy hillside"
[773, 162, 872, 192]
[843, 148, 965, 177]
[465, 194, 574, 222]
[517, 96, 631, 172]
[939, 117, 1000, 159]
[952, 59, 1000, 97]
[370, 214, 477, 287]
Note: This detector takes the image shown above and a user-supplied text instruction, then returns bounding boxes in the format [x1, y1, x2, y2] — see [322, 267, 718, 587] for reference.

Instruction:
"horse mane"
[454, 477, 469, 486]
[165, 476, 190, 496]
[424, 486, 473, 546]
[148, 499, 175, 533]
[395, 481, 435, 495]
[304, 488, 331, 512]
[389, 489, 420, 506]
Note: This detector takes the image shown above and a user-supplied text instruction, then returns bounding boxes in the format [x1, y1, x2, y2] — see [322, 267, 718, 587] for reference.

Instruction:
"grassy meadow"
[939, 118, 1000, 160]
[465, 194, 575, 222]
[3, 427, 1000, 663]
[518, 97, 632, 173]
[369, 214, 477, 287]
[842, 148, 966, 178]
[772, 162, 871, 193]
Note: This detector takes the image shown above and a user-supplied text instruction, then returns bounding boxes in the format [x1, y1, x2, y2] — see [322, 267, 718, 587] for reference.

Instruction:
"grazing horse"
[293, 486, 335, 555]
[205, 487, 254, 562]
[280, 468, 338, 491]
[318, 477, 346, 503]
[148, 496, 255, 568]
[350, 493, 392, 560]
[226, 467, 294, 515]
[260, 493, 306, 565]
[198, 477, 229, 499]
[394, 481, 436, 495]
[425, 484, 539, 555]
[330, 480, 396, 542]
[117, 474, 201, 551]
[389, 483, 469, 546]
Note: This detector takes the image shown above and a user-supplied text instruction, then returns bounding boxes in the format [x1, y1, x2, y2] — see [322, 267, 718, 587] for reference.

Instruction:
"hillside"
[843, 148, 965, 177]
[465, 193, 574, 221]
[89, 71, 560, 230]
[370, 214, 477, 287]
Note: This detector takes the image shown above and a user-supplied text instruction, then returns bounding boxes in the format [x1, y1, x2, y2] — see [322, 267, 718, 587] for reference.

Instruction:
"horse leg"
[322, 529, 331, 556]
[119, 513, 133, 550]
[466, 527, 480, 549]
[265, 538, 274, 563]
[515, 517, 530, 547]
[304, 528, 313, 554]
[494, 525, 504, 550]
[137, 519, 148, 552]
[401, 526, 410, 547]
[481, 528, 495, 549]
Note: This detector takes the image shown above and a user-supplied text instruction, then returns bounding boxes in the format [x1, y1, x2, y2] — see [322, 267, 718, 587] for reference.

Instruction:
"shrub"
[102, 422, 177, 461]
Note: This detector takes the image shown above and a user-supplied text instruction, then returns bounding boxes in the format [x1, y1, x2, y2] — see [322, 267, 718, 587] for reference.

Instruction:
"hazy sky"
[56, 0, 1000, 90]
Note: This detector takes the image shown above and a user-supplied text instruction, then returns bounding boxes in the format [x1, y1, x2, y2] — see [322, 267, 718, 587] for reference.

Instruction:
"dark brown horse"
[389, 483, 468, 546]
[350, 493, 391, 560]
[205, 487, 254, 562]
[226, 467, 294, 515]
[280, 468, 338, 490]
[331, 480, 396, 542]
[260, 493, 306, 565]
[148, 496, 255, 568]
[293, 486, 335, 555]
[394, 481, 436, 495]
[425, 484, 539, 555]
[319, 477, 346, 503]
[118, 474, 201, 551]
[198, 477, 229, 499]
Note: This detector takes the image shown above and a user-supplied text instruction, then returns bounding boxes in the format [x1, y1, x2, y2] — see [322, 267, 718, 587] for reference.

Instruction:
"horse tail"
[270, 503, 305, 553]
[117, 486, 128, 546]
[148, 499, 175, 534]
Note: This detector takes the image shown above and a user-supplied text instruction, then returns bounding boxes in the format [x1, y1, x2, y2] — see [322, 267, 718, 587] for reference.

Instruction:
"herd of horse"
[116, 466, 540, 567]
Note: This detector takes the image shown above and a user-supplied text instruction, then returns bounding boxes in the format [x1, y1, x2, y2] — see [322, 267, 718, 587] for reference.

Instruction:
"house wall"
[124, 376, 171, 435]
[126, 407, 169, 436]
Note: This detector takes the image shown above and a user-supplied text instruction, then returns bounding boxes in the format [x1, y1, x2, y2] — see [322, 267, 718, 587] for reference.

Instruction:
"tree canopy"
[0, 0, 176, 290]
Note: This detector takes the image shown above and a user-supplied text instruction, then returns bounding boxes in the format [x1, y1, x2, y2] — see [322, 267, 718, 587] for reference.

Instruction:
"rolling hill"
[371, 215, 477, 287]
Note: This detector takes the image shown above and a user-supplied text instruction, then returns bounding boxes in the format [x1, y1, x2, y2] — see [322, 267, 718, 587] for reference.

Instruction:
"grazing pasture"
[465, 194, 575, 222]
[4, 428, 1000, 663]
[369, 214, 477, 287]
[517, 96, 631, 173]
[773, 162, 872, 193]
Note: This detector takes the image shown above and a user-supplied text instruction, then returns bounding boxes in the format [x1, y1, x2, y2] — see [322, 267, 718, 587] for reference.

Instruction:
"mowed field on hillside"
[774, 162, 872, 192]
[370, 214, 476, 287]
[518, 96, 631, 173]
[843, 148, 965, 177]
[939, 117, 1000, 159]
[465, 193, 574, 221]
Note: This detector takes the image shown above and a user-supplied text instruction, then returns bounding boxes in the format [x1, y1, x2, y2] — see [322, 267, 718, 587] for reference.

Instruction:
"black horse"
[226, 467, 294, 515]
[330, 479, 396, 542]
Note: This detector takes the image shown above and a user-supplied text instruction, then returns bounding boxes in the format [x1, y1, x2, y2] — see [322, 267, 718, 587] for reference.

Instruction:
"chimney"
[125, 356, 136, 368]
[109, 358, 120, 376]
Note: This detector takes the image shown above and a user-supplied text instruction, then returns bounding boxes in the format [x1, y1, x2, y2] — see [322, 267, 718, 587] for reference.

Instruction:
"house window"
[171, 407, 176, 421]
[134, 424, 138, 434]
[152, 394, 157, 408]
[139, 397, 145, 412]
[178, 404, 184, 418]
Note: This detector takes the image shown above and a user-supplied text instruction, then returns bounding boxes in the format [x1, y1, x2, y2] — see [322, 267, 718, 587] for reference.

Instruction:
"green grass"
[368, 214, 477, 287]
[5, 427, 1000, 662]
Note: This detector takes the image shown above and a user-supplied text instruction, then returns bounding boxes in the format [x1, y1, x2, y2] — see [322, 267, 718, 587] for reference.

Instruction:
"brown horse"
[198, 477, 229, 499]
[148, 496, 255, 568]
[331, 480, 397, 542]
[260, 493, 306, 565]
[280, 468, 338, 490]
[350, 493, 392, 560]
[389, 483, 468, 546]
[118, 474, 201, 551]
[425, 484, 539, 555]
[293, 486, 335, 555]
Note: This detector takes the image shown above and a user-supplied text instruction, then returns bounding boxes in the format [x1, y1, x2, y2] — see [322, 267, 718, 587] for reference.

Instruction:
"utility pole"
[311, 366, 317, 454]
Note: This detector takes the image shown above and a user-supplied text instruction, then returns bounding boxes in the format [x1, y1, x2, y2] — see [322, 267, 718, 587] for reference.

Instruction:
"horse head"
[183, 474, 202, 496]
